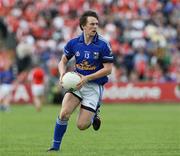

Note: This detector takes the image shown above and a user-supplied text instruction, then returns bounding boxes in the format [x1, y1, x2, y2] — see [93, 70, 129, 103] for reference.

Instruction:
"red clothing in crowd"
[32, 67, 45, 84]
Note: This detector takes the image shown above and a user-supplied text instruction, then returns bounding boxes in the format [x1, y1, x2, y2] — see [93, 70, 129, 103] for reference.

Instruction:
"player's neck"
[84, 33, 93, 45]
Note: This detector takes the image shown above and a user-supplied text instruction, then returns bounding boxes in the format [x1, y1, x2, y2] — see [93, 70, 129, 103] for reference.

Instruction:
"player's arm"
[86, 63, 112, 81]
[58, 54, 68, 83]
[77, 63, 113, 89]
[59, 39, 74, 83]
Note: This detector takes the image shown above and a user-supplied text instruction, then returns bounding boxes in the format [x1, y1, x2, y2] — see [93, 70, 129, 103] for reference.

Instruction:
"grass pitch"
[0, 104, 180, 156]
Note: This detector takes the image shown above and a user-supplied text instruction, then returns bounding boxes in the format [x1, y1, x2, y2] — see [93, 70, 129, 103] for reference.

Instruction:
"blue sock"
[52, 117, 68, 150]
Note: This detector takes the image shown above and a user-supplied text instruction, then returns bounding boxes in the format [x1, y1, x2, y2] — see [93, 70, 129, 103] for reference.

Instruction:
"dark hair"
[79, 10, 99, 30]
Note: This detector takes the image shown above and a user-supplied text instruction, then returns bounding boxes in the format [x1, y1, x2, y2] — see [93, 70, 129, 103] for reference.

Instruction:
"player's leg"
[77, 105, 101, 131]
[78, 83, 103, 131]
[32, 84, 44, 111]
[48, 92, 81, 151]
[0, 84, 13, 111]
[2, 94, 11, 111]
[92, 84, 104, 131]
[92, 105, 101, 131]
[76, 107, 95, 130]
[33, 95, 41, 111]
[0, 92, 5, 111]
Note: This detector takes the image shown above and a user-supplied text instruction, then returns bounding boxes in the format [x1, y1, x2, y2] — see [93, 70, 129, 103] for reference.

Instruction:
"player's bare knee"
[77, 122, 89, 130]
[77, 123, 86, 130]
[59, 110, 70, 121]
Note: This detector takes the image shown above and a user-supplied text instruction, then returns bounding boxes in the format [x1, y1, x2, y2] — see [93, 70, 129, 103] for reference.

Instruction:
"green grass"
[0, 104, 180, 156]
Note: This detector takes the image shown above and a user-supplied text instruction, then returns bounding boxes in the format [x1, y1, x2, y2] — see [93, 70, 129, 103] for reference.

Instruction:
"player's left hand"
[76, 75, 89, 90]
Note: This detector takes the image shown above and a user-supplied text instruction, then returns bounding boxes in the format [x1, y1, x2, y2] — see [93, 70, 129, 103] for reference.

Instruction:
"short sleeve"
[101, 42, 114, 63]
[64, 40, 74, 60]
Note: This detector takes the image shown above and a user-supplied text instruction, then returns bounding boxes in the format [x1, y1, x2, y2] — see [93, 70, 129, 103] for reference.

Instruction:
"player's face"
[83, 16, 99, 37]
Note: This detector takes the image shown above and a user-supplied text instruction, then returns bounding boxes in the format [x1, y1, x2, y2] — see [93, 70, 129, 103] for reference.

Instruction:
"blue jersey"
[64, 33, 113, 85]
[0, 68, 15, 84]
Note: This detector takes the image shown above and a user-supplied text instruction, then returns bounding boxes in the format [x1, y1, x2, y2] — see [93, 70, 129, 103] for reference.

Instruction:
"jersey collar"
[79, 33, 98, 44]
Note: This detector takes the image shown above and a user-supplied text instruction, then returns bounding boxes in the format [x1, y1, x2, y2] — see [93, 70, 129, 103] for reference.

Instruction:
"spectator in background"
[133, 48, 149, 80]
[29, 65, 46, 112]
[169, 44, 180, 80]
[174, 59, 180, 85]
[177, 62, 180, 91]
[46, 54, 64, 104]
[16, 42, 33, 73]
[0, 59, 15, 112]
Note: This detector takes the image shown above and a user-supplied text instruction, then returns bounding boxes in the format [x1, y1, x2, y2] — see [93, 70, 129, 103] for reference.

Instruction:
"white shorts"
[0, 84, 13, 100]
[31, 84, 45, 96]
[71, 83, 104, 112]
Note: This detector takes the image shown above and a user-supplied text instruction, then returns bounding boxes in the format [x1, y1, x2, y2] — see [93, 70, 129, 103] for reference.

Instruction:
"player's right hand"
[59, 73, 65, 86]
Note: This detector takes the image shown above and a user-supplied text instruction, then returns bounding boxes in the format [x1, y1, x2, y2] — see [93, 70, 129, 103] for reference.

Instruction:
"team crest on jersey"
[93, 52, 99, 59]
[75, 51, 80, 57]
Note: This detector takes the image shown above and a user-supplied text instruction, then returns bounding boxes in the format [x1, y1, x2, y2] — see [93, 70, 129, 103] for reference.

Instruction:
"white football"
[61, 72, 81, 90]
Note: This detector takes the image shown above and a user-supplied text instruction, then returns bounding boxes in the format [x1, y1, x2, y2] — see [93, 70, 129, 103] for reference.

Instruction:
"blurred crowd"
[0, 0, 180, 90]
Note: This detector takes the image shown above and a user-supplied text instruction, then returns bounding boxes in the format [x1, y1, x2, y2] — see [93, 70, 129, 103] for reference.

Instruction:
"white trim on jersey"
[103, 56, 113, 59]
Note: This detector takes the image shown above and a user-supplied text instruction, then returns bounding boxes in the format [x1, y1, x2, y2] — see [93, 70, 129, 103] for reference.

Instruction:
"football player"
[48, 10, 113, 151]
